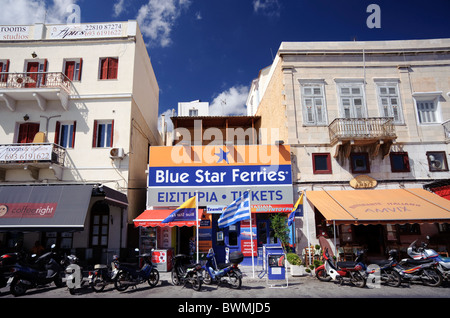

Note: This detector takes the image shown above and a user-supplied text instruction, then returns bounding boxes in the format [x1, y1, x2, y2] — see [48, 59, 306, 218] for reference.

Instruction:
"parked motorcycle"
[114, 249, 159, 291]
[65, 254, 88, 295]
[7, 244, 64, 296]
[171, 254, 203, 291]
[393, 240, 442, 287]
[315, 248, 367, 288]
[89, 254, 119, 292]
[367, 249, 402, 287]
[202, 248, 243, 289]
[406, 237, 450, 281]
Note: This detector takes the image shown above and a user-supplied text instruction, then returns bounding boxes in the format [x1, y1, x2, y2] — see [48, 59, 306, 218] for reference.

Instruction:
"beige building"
[248, 39, 450, 260]
[0, 21, 160, 264]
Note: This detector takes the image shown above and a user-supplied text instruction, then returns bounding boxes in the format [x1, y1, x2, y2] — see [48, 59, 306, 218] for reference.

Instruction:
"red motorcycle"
[315, 248, 367, 288]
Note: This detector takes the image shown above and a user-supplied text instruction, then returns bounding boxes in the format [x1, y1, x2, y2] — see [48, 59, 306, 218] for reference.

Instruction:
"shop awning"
[0, 184, 92, 231]
[134, 209, 204, 228]
[306, 188, 450, 225]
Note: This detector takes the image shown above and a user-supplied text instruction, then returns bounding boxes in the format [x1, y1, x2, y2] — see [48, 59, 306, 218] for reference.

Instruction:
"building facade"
[248, 39, 450, 260]
[0, 21, 160, 264]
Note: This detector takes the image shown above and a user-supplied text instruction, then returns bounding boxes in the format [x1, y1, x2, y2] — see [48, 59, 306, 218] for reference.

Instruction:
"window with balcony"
[350, 152, 370, 173]
[25, 59, 47, 87]
[312, 153, 332, 174]
[336, 81, 366, 118]
[99, 57, 118, 80]
[0, 59, 9, 82]
[63, 59, 82, 81]
[376, 82, 403, 124]
[54, 121, 76, 148]
[301, 83, 327, 125]
[93, 120, 114, 148]
[389, 152, 410, 172]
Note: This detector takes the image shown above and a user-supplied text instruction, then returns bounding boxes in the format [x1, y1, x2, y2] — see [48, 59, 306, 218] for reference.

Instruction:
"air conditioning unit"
[110, 147, 125, 159]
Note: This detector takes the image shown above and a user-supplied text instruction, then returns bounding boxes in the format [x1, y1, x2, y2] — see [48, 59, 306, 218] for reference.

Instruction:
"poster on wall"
[240, 215, 257, 256]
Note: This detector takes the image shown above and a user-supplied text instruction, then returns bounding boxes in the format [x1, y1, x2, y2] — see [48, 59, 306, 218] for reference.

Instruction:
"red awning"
[133, 209, 204, 228]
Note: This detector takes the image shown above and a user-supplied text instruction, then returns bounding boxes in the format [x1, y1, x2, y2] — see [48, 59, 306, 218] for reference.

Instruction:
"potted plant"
[286, 253, 304, 276]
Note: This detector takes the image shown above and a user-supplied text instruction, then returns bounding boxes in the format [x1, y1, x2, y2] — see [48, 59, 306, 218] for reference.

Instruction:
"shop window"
[389, 152, 410, 172]
[350, 152, 370, 173]
[398, 224, 421, 235]
[99, 57, 118, 80]
[63, 58, 82, 81]
[426, 151, 449, 172]
[438, 223, 450, 234]
[312, 153, 332, 174]
[92, 120, 114, 148]
[54, 121, 76, 148]
[90, 201, 110, 247]
[228, 224, 239, 246]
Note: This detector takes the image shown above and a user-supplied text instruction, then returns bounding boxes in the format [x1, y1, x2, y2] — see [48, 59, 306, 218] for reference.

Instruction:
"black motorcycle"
[8, 244, 64, 296]
[367, 249, 402, 287]
[171, 254, 203, 291]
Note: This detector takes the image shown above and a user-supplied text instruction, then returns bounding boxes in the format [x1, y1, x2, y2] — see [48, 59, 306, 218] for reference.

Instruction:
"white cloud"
[113, 0, 125, 17]
[252, 0, 281, 17]
[0, 0, 78, 25]
[158, 108, 176, 133]
[209, 85, 249, 116]
[137, 0, 191, 47]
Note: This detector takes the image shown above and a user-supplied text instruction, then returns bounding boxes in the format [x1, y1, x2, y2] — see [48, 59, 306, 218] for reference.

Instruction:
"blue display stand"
[266, 252, 288, 288]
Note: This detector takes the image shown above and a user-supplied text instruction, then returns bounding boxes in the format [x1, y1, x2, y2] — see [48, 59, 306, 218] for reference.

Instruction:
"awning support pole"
[195, 191, 199, 264]
[333, 220, 337, 257]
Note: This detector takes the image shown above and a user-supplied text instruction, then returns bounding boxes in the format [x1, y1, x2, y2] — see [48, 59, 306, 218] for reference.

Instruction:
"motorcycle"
[406, 236, 450, 281]
[315, 248, 367, 288]
[202, 248, 243, 289]
[64, 254, 88, 295]
[114, 249, 159, 292]
[7, 244, 64, 296]
[171, 254, 203, 291]
[366, 249, 402, 287]
[393, 240, 442, 287]
[89, 254, 119, 292]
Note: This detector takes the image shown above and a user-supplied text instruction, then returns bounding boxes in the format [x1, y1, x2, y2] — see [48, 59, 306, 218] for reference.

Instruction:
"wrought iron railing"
[0, 72, 72, 94]
[328, 117, 396, 144]
[0, 143, 66, 166]
[443, 120, 450, 143]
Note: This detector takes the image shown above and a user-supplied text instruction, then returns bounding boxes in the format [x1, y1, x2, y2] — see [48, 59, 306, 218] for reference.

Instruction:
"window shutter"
[109, 120, 114, 147]
[78, 58, 83, 81]
[108, 58, 118, 79]
[42, 59, 48, 85]
[71, 121, 77, 148]
[92, 120, 98, 147]
[54, 121, 61, 144]
[65, 61, 75, 81]
[100, 58, 108, 80]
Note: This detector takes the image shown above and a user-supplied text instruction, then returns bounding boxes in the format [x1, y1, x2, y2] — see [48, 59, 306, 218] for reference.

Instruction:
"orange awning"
[133, 209, 204, 228]
[306, 188, 450, 225]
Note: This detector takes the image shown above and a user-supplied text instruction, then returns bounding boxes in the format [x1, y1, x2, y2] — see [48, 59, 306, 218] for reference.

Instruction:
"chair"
[343, 246, 354, 261]
[32, 131, 46, 143]
[438, 246, 449, 257]
[303, 246, 315, 266]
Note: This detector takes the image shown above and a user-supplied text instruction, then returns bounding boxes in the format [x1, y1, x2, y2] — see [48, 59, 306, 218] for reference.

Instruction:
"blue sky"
[2, 0, 450, 124]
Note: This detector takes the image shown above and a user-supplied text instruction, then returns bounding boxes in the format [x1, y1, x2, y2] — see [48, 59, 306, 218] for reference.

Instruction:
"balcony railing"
[329, 117, 397, 145]
[0, 72, 72, 95]
[0, 143, 66, 166]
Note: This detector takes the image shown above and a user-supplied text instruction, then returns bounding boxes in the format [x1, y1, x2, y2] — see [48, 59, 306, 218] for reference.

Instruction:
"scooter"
[171, 254, 203, 291]
[366, 249, 402, 287]
[315, 248, 367, 288]
[406, 237, 450, 281]
[114, 249, 159, 291]
[89, 254, 119, 292]
[64, 254, 89, 295]
[7, 244, 64, 296]
[202, 248, 243, 289]
[393, 240, 442, 287]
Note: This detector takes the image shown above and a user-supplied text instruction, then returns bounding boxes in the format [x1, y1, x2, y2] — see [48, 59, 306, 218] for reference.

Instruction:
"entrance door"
[354, 224, 385, 257]
[18, 123, 40, 143]
[26, 62, 40, 88]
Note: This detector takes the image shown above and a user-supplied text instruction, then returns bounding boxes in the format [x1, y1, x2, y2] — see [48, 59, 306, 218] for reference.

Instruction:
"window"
[25, 59, 47, 87]
[350, 152, 370, 173]
[376, 82, 403, 124]
[93, 120, 114, 148]
[389, 152, 410, 172]
[54, 121, 76, 148]
[189, 108, 198, 116]
[99, 57, 118, 80]
[63, 59, 82, 81]
[426, 151, 448, 172]
[312, 153, 332, 174]
[336, 81, 366, 118]
[0, 59, 9, 82]
[414, 93, 441, 124]
[301, 83, 327, 125]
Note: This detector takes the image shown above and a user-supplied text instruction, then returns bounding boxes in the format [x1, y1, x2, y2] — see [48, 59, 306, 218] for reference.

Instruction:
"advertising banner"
[147, 145, 293, 207]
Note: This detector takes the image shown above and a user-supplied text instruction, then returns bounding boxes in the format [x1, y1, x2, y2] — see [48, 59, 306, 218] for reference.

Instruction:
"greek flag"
[218, 192, 250, 228]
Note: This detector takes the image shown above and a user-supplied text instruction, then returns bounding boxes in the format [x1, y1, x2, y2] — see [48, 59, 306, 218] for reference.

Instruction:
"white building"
[177, 100, 209, 116]
[0, 21, 160, 264]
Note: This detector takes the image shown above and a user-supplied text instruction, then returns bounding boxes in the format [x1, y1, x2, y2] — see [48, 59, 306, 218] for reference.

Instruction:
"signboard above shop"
[147, 145, 294, 208]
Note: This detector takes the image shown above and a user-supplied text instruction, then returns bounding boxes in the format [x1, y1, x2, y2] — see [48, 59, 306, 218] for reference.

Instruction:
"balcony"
[0, 72, 72, 111]
[328, 117, 397, 158]
[443, 120, 450, 143]
[0, 143, 66, 180]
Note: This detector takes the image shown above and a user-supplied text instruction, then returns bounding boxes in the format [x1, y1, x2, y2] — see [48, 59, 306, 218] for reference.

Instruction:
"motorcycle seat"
[337, 261, 357, 268]
[403, 258, 433, 265]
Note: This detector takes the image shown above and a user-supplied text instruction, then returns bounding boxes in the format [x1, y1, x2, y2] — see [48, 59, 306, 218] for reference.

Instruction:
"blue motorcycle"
[202, 248, 243, 289]
[114, 249, 159, 291]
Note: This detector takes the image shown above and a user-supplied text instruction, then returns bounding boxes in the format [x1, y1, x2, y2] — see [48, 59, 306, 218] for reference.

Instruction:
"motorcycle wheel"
[10, 277, 27, 297]
[171, 270, 180, 286]
[147, 268, 159, 288]
[351, 272, 366, 288]
[114, 270, 129, 291]
[91, 273, 106, 292]
[202, 270, 212, 285]
[228, 272, 242, 289]
[422, 268, 442, 287]
[190, 272, 202, 291]
[315, 268, 332, 282]
[382, 269, 401, 287]
[54, 275, 63, 288]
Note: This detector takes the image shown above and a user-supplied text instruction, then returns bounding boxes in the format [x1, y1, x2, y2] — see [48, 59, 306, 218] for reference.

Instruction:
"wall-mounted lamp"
[31, 52, 38, 58]
[23, 114, 29, 121]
